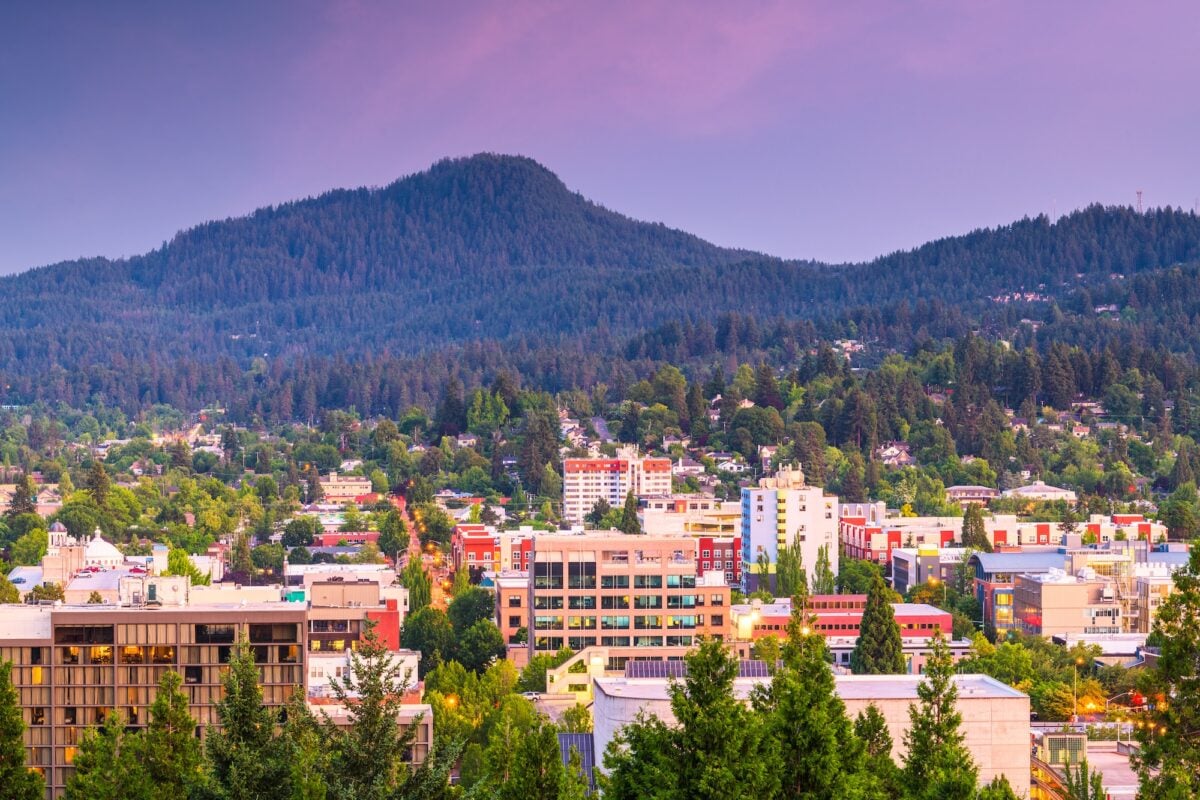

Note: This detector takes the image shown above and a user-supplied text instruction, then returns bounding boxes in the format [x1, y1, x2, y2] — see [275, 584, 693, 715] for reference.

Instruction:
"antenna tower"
[1136, 190, 1143, 214]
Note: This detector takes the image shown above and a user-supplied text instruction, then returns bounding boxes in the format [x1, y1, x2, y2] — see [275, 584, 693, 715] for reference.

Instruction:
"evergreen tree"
[377, 510, 409, 559]
[140, 670, 204, 796]
[85, 460, 111, 507]
[325, 621, 427, 799]
[539, 462, 562, 500]
[753, 600, 879, 800]
[902, 633, 978, 800]
[4, 474, 36, 518]
[1170, 442, 1195, 489]
[604, 639, 778, 800]
[850, 571, 905, 674]
[278, 693, 330, 800]
[64, 711, 153, 800]
[1134, 546, 1200, 798]
[205, 640, 289, 800]
[753, 363, 784, 410]
[0, 661, 44, 800]
[813, 544, 836, 594]
[961, 503, 992, 552]
[435, 376, 467, 437]
[618, 491, 641, 535]
[841, 452, 866, 503]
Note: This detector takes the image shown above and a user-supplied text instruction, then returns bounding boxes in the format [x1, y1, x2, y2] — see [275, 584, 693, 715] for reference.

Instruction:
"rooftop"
[595, 672, 1026, 702]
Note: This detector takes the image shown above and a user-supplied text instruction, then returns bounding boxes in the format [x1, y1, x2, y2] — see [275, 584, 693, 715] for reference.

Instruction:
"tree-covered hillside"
[0, 152, 1198, 415]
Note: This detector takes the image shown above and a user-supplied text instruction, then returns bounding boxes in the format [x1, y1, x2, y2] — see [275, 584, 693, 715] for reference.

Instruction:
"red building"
[313, 530, 380, 547]
[696, 535, 741, 586]
[839, 515, 955, 565]
[732, 594, 952, 641]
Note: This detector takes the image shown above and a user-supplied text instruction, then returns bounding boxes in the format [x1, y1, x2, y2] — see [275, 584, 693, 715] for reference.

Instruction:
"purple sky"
[2, 1, 1198, 274]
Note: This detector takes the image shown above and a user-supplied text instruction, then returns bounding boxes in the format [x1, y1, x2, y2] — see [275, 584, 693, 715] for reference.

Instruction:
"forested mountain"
[1, 152, 1199, 417]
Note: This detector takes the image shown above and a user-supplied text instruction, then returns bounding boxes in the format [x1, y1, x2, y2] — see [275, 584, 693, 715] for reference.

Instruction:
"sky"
[1, 1, 1198, 274]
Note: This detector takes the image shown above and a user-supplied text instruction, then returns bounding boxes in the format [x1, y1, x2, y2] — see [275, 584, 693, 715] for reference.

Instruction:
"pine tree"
[753, 601, 879, 800]
[278, 692, 330, 800]
[841, 453, 866, 503]
[902, 633, 978, 800]
[326, 621, 423, 799]
[1133, 546, 1200, 798]
[0, 661, 43, 800]
[85, 460, 111, 507]
[1170, 442, 1195, 489]
[668, 639, 779, 800]
[139, 670, 203, 796]
[64, 711, 153, 800]
[618, 491, 641, 535]
[4, 474, 36, 518]
[961, 503, 992, 552]
[813, 544, 836, 594]
[205, 640, 289, 799]
[850, 571, 905, 674]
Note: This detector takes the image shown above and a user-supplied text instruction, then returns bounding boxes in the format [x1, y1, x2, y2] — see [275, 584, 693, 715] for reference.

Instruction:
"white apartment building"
[741, 465, 838, 592]
[562, 446, 672, 523]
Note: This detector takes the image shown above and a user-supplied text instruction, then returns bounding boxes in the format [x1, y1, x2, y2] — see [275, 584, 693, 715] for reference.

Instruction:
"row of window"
[533, 614, 721, 630]
[534, 635, 696, 651]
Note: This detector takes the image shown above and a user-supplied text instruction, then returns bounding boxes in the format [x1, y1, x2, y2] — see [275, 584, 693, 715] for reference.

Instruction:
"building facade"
[741, 466, 838, 592]
[561, 447, 672, 523]
[497, 532, 731, 671]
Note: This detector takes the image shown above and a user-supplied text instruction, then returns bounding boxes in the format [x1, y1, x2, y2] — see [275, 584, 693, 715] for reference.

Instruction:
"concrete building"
[890, 546, 967, 595]
[639, 495, 741, 537]
[741, 465, 837, 592]
[318, 472, 373, 505]
[1013, 570, 1122, 637]
[561, 446, 672, 523]
[592, 672, 1030, 795]
[1002, 480, 1078, 504]
[497, 531, 732, 671]
[968, 551, 1069, 635]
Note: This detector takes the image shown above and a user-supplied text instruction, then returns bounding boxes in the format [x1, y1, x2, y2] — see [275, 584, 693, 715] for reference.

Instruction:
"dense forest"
[1, 153, 1199, 417]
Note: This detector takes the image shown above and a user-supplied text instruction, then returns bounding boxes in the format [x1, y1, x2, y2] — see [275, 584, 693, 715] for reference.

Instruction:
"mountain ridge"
[1, 153, 1199, 415]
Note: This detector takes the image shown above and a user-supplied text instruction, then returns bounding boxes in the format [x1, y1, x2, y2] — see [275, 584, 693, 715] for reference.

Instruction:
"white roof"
[85, 529, 123, 561]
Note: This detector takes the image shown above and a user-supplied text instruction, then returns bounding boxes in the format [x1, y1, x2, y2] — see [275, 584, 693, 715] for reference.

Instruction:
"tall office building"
[741, 465, 838, 592]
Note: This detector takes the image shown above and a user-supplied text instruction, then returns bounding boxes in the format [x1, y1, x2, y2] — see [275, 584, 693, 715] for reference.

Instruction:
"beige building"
[498, 531, 731, 671]
[1133, 570, 1176, 634]
[1013, 570, 1122, 637]
[639, 496, 741, 536]
[0, 603, 306, 796]
[592, 673, 1030, 796]
[318, 472, 373, 504]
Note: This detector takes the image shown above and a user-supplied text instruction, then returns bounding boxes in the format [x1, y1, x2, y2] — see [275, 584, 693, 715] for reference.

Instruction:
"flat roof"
[595, 673, 1026, 702]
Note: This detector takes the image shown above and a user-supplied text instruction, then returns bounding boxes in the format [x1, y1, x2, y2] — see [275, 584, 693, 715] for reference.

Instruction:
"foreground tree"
[141, 670, 204, 796]
[1134, 546, 1200, 798]
[851, 571, 905, 674]
[0, 662, 44, 800]
[604, 638, 778, 800]
[754, 597, 882, 800]
[64, 711, 152, 800]
[205, 641, 289, 799]
[902, 633, 978, 800]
